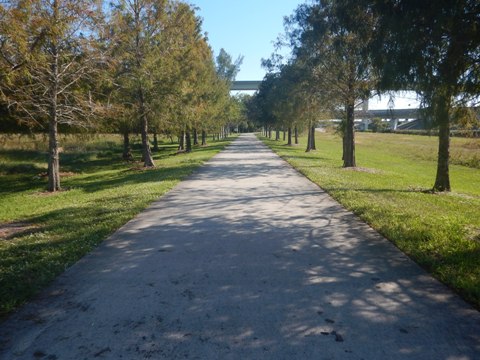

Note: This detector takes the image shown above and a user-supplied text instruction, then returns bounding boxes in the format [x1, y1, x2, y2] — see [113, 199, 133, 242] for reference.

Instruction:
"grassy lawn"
[0, 133, 235, 317]
[260, 131, 480, 309]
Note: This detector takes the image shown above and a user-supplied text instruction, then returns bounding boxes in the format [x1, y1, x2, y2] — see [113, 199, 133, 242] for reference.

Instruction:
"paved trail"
[1, 134, 479, 359]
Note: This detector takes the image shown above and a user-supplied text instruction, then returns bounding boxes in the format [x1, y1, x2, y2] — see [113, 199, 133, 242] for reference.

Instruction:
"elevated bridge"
[231, 81, 262, 91]
[230, 82, 418, 119]
[354, 108, 419, 119]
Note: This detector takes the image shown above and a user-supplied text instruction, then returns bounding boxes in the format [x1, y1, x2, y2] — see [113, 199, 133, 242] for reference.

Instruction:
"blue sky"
[190, 0, 304, 81]
[190, 0, 420, 109]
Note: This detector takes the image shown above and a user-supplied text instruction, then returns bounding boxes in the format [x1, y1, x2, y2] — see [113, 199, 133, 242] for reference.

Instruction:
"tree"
[286, 0, 375, 166]
[216, 48, 243, 83]
[0, 0, 103, 191]
[108, 0, 175, 168]
[172, 5, 220, 152]
[359, 0, 480, 191]
[250, 72, 280, 138]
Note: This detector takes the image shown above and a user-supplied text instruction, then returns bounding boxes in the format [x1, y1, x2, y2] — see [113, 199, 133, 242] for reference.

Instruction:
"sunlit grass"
[0, 134, 235, 317]
[261, 131, 480, 309]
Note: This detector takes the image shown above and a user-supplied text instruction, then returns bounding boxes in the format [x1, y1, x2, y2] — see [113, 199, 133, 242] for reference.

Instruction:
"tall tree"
[0, 0, 103, 191]
[109, 0, 174, 168]
[250, 72, 280, 137]
[358, 0, 480, 191]
[216, 48, 243, 83]
[286, 0, 375, 166]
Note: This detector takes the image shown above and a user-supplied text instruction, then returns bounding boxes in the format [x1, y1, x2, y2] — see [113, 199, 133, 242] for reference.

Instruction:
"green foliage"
[0, 133, 235, 317]
[354, 0, 480, 191]
[1, 0, 237, 180]
[215, 48, 243, 82]
[261, 131, 480, 308]
[370, 118, 390, 133]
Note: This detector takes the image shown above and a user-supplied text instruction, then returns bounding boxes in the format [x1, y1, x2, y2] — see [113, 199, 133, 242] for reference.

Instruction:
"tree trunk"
[48, 30, 60, 192]
[294, 126, 298, 144]
[178, 131, 185, 151]
[152, 132, 159, 152]
[433, 99, 451, 191]
[283, 130, 286, 141]
[185, 128, 192, 153]
[139, 89, 154, 167]
[201, 130, 207, 146]
[48, 102, 60, 192]
[310, 125, 316, 150]
[287, 127, 292, 146]
[122, 131, 133, 160]
[343, 101, 356, 167]
[268, 127, 272, 138]
[306, 123, 312, 152]
[193, 128, 198, 145]
[275, 129, 280, 141]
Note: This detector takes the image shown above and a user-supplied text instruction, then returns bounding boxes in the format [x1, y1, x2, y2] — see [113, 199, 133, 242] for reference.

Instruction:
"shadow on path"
[0, 134, 478, 360]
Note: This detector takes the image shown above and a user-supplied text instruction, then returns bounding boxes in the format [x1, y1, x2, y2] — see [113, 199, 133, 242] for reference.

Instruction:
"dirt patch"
[342, 167, 383, 174]
[0, 221, 40, 240]
[468, 228, 480, 244]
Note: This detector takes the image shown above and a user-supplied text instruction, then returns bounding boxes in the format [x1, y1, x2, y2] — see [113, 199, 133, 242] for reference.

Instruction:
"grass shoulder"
[0, 134, 236, 317]
[259, 131, 480, 309]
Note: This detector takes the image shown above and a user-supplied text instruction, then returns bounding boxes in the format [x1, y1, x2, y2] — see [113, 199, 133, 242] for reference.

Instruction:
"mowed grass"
[0, 133, 235, 317]
[261, 131, 480, 309]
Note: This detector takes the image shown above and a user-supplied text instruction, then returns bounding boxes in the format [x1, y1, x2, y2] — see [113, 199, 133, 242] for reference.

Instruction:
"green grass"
[260, 131, 480, 309]
[0, 134, 235, 317]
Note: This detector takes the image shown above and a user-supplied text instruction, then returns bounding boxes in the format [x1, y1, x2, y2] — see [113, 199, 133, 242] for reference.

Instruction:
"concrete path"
[1, 134, 479, 359]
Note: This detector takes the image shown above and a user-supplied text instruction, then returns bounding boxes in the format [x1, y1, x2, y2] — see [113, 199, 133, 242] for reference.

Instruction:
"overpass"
[231, 80, 262, 91]
[230, 82, 417, 119]
[354, 108, 419, 119]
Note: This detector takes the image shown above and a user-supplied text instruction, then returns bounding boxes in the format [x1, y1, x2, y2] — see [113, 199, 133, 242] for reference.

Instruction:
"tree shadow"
[1, 134, 478, 359]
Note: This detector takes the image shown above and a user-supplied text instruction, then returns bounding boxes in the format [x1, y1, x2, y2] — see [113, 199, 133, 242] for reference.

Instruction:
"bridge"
[231, 80, 423, 130]
[354, 108, 419, 119]
[231, 80, 262, 91]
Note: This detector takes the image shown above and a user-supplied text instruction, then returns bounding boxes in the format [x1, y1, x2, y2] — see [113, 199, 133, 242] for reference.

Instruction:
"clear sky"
[190, 0, 304, 81]
[190, 0, 420, 109]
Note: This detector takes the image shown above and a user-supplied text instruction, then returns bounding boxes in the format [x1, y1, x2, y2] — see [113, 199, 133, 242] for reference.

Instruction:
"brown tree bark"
[306, 122, 312, 152]
[152, 132, 159, 152]
[47, 16, 61, 192]
[47, 1, 61, 192]
[193, 128, 198, 145]
[139, 89, 154, 167]
[122, 131, 133, 160]
[294, 126, 298, 144]
[433, 97, 451, 191]
[287, 127, 292, 146]
[178, 131, 185, 151]
[185, 128, 192, 153]
[48, 103, 60, 192]
[310, 125, 316, 150]
[201, 130, 207, 146]
[343, 101, 356, 168]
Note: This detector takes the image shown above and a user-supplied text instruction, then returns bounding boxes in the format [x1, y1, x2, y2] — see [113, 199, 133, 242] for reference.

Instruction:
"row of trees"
[249, 0, 479, 192]
[0, 0, 243, 191]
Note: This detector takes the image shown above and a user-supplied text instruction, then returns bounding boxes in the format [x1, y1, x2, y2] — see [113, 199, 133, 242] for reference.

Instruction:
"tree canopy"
[0, 0, 242, 191]
[251, 0, 479, 191]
